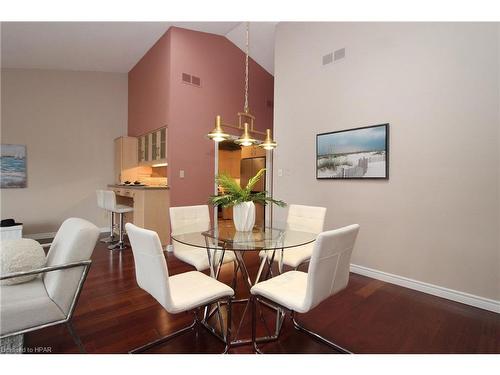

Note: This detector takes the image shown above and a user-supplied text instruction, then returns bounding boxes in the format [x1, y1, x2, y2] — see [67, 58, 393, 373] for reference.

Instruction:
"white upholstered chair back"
[43, 218, 99, 315]
[169, 205, 210, 236]
[304, 224, 360, 311]
[125, 223, 174, 311]
[286, 205, 327, 234]
[96, 190, 105, 209]
[102, 190, 117, 211]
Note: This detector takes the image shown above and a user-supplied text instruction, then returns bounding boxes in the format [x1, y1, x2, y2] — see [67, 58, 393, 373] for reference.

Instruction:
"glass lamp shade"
[234, 123, 257, 146]
[258, 129, 277, 150]
[207, 115, 229, 142]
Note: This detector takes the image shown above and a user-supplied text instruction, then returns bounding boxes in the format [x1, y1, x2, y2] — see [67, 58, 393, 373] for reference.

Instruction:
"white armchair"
[251, 224, 360, 353]
[0, 218, 99, 352]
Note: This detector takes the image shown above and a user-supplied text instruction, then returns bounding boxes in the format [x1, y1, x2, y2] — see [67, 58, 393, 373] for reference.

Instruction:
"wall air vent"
[191, 75, 201, 87]
[334, 48, 346, 61]
[182, 73, 191, 83]
[322, 52, 333, 65]
[181, 72, 201, 87]
[323, 48, 346, 66]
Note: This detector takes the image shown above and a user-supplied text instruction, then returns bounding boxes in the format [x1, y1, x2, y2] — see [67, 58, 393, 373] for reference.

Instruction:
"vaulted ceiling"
[0, 22, 277, 74]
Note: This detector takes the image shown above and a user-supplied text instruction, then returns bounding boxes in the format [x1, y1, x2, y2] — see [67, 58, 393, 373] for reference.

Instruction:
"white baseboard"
[25, 227, 109, 240]
[350, 263, 500, 314]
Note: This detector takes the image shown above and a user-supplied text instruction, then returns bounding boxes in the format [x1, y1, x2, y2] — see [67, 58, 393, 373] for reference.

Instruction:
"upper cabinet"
[138, 135, 148, 164]
[114, 137, 138, 183]
[138, 126, 167, 166]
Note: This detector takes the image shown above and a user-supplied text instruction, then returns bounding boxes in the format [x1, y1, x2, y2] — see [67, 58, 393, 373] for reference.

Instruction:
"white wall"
[273, 23, 500, 301]
[1, 69, 127, 234]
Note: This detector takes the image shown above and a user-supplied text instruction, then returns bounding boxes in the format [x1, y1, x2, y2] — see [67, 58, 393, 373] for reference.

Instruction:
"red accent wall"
[128, 27, 274, 209]
[128, 31, 171, 137]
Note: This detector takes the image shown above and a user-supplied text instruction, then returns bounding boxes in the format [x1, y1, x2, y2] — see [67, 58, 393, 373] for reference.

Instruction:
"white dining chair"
[125, 223, 234, 353]
[0, 218, 99, 353]
[169, 205, 236, 272]
[251, 224, 360, 354]
[259, 204, 327, 271]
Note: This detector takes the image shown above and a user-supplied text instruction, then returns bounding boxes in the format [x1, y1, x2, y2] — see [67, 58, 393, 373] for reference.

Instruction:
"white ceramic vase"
[233, 201, 256, 232]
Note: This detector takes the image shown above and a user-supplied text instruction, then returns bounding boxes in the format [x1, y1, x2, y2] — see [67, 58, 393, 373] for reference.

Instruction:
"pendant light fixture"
[259, 129, 278, 150]
[234, 123, 257, 146]
[208, 22, 277, 150]
[207, 115, 229, 142]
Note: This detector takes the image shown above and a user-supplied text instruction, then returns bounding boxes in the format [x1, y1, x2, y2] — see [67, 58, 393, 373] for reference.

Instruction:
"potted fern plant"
[209, 168, 286, 231]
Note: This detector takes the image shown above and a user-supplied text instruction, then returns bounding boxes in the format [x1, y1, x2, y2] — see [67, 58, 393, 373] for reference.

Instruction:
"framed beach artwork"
[1, 144, 27, 188]
[316, 124, 389, 179]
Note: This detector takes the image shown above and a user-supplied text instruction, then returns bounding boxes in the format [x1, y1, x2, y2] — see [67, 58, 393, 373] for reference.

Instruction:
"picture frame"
[1, 144, 27, 188]
[316, 124, 389, 180]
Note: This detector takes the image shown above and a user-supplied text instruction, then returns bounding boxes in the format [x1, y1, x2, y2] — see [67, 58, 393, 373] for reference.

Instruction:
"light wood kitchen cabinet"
[241, 145, 266, 159]
[218, 149, 241, 179]
[138, 127, 167, 166]
[110, 185, 170, 245]
[114, 137, 138, 183]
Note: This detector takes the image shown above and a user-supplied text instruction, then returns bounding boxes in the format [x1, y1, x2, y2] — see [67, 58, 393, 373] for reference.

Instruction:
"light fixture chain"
[244, 22, 249, 113]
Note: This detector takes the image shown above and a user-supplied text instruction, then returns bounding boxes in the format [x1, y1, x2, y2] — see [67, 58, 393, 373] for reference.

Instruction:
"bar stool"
[102, 190, 134, 250]
[96, 190, 116, 243]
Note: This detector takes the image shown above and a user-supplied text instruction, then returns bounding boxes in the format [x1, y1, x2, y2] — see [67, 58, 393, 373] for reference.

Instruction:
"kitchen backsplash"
[142, 176, 168, 186]
[121, 166, 168, 186]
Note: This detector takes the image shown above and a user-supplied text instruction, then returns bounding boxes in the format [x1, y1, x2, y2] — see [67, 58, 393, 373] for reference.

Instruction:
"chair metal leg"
[131, 299, 233, 354]
[66, 321, 86, 353]
[292, 315, 352, 354]
[108, 213, 128, 250]
[100, 212, 116, 243]
[129, 319, 197, 354]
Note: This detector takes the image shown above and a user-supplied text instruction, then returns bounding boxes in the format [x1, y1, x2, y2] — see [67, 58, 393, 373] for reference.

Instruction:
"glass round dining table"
[171, 223, 318, 347]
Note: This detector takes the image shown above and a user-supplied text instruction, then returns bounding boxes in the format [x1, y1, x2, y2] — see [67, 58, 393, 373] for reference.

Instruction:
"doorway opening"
[216, 140, 272, 228]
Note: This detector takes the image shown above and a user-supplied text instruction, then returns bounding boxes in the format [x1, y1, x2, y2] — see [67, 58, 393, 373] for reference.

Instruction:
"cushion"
[0, 278, 65, 335]
[251, 270, 309, 313]
[173, 242, 235, 271]
[168, 271, 234, 314]
[0, 239, 46, 286]
[259, 242, 315, 268]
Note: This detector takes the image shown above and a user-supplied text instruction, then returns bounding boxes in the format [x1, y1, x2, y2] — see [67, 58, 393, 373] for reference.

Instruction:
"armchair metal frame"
[251, 295, 352, 354]
[0, 260, 92, 353]
[129, 296, 233, 354]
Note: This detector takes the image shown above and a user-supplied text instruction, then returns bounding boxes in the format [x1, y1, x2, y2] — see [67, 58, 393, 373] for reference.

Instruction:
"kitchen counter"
[107, 184, 169, 190]
[107, 184, 170, 245]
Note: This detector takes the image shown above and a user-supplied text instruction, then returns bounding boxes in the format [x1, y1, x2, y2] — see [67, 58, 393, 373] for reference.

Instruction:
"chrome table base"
[201, 244, 286, 348]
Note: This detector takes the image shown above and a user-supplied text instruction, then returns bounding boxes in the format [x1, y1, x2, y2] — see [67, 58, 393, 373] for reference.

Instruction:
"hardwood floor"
[23, 239, 500, 354]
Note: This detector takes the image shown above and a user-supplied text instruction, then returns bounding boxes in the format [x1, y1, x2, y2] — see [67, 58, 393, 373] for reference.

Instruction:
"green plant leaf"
[210, 168, 286, 208]
[245, 168, 266, 193]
